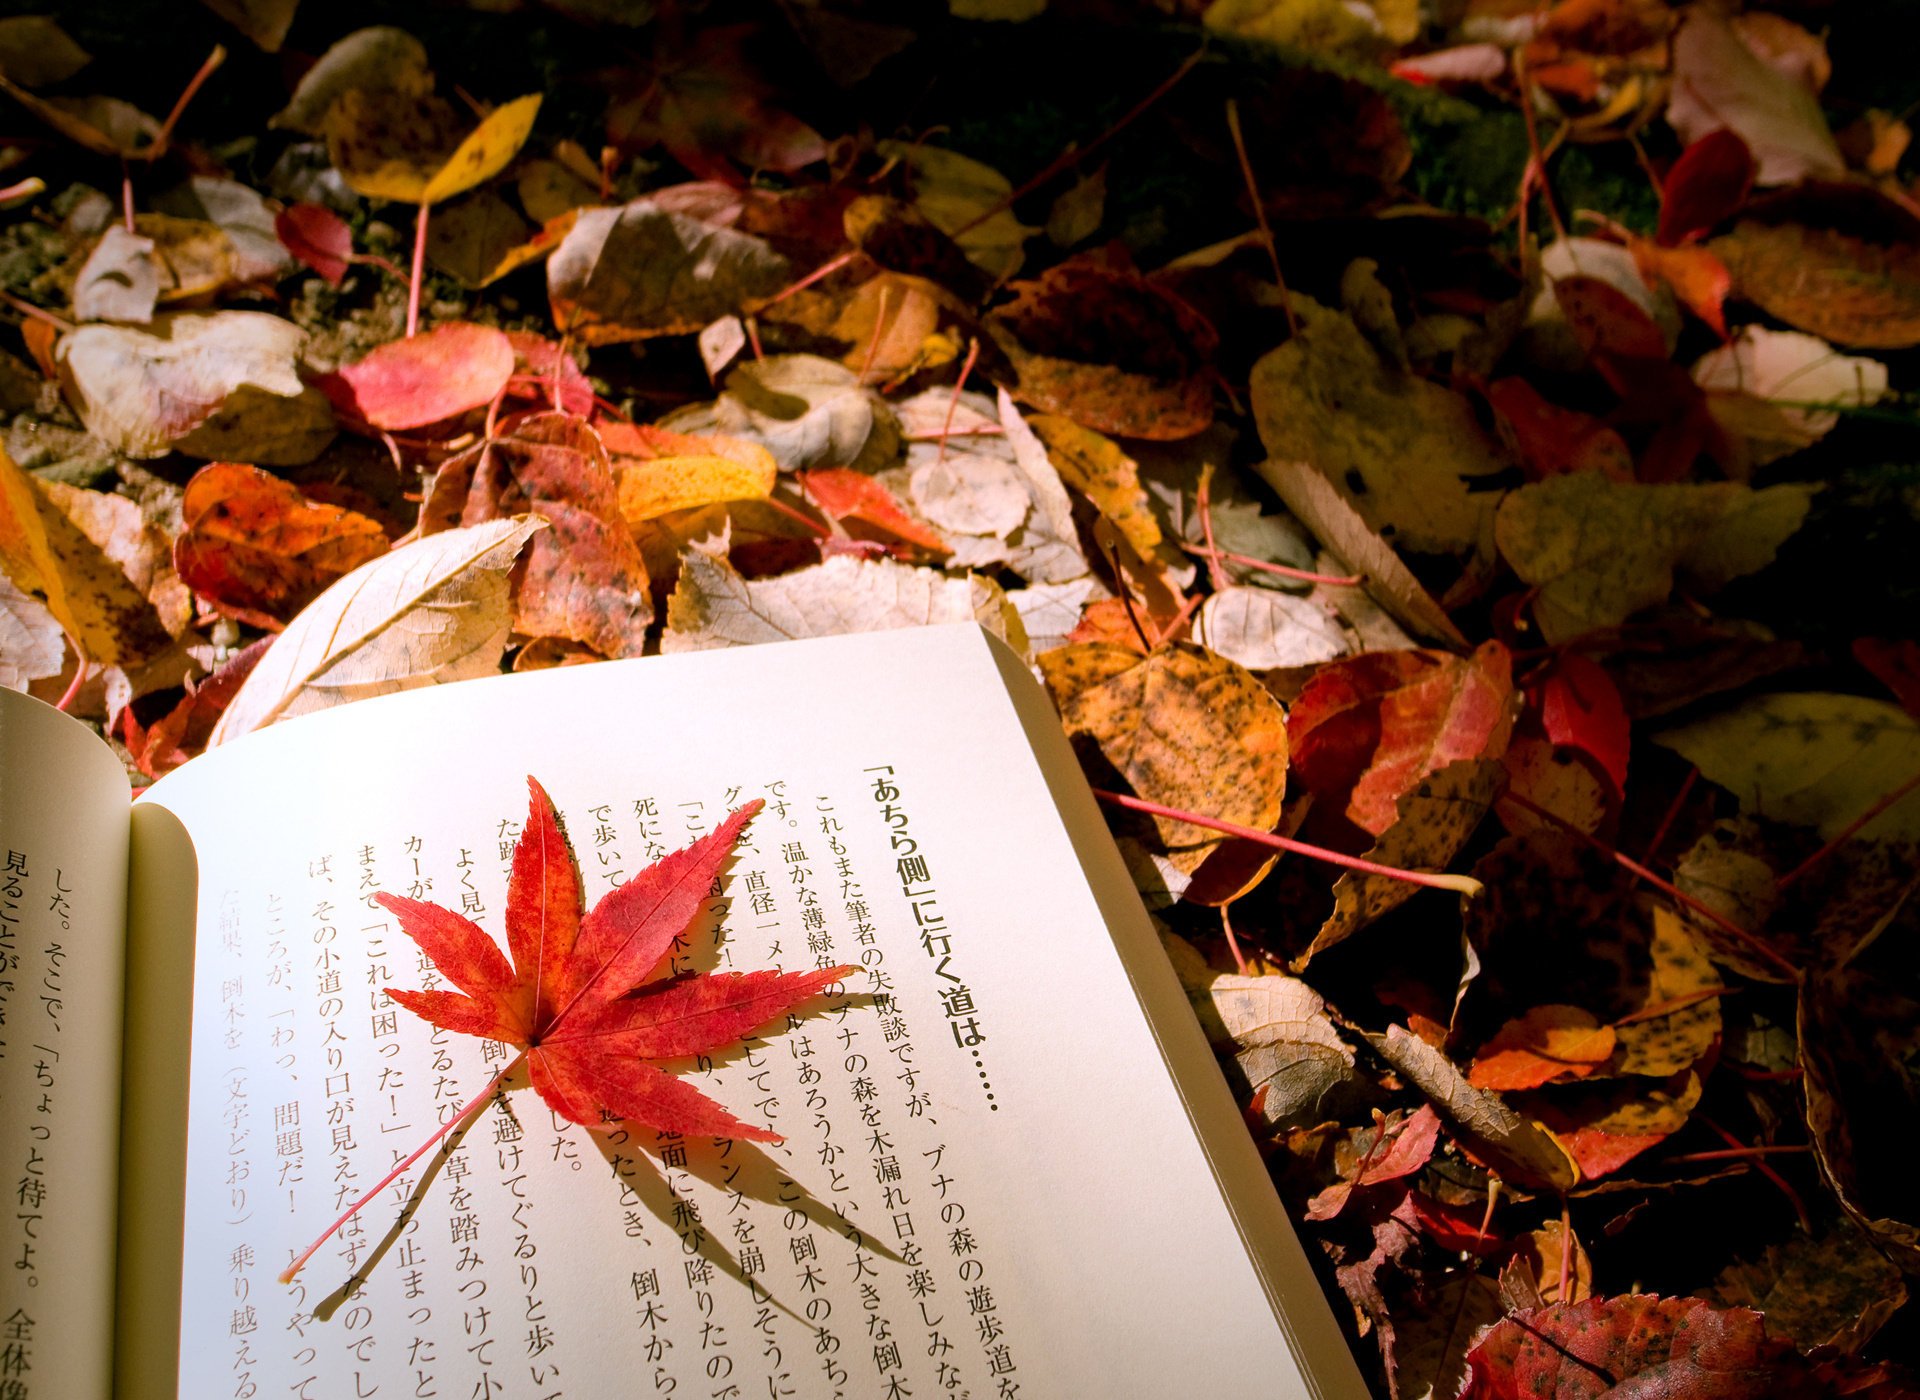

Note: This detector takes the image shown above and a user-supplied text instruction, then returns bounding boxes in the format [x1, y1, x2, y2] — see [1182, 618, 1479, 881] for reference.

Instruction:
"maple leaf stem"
[1091, 789, 1484, 896]
[53, 632, 89, 713]
[1698, 1114, 1811, 1232]
[1774, 764, 1920, 890]
[1663, 1143, 1810, 1165]
[1500, 792, 1802, 982]
[1195, 465, 1230, 594]
[933, 337, 979, 470]
[1224, 99, 1296, 338]
[153, 44, 226, 157]
[278, 1054, 523, 1285]
[406, 202, 430, 339]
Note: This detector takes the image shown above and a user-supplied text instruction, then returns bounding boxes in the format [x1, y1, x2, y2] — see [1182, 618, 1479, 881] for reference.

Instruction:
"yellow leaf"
[616, 451, 777, 523]
[1028, 414, 1161, 557]
[327, 91, 540, 206]
[422, 93, 542, 204]
[0, 445, 170, 666]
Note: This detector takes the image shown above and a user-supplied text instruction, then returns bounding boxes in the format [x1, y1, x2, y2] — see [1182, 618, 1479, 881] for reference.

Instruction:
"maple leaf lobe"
[379, 776, 852, 1141]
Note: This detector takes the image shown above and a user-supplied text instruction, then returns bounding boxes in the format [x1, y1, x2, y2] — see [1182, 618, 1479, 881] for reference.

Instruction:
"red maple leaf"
[281, 777, 849, 1282]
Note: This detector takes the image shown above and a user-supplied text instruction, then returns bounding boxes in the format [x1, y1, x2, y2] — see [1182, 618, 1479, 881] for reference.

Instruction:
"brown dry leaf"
[423, 414, 651, 658]
[173, 463, 388, 627]
[0, 573, 65, 689]
[0, 85, 162, 160]
[272, 26, 432, 134]
[1046, 642, 1288, 878]
[173, 384, 339, 468]
[1255, 459, 1466, 647]
[1299, 760, 1501, 969]
[1607, 908, 1722, 1076]
[1371, 1024, 1579, 1190]
[1705, 1219, 1906, 1352]
[55, 311, 308, 458]
[874, 139, 1036, 281]
[1202, 971, 1371, 1130]
[327, 91, 541, 206]
[1251, 296, 1509, 558]
[200, 0, 299, 53]
[1494, 474, 1816, 643]
[209, 516, 542, 742]
[0, 446, 175, 667]
[427, 190, 534, 289]
[1693, 327, 1889, 471]
[989, 261, 1217, 440]
[1387, 1268, 1504, 1400]
[547, 198, 791, 344]
[1496, 735, 1609, 838]
[659, 355, 899, 474]
[0, 16, 91, 88]
[661, 550, 1019, 653]
[1514, 1221, 1592, 1306]
[1712, 221, 1920, 350]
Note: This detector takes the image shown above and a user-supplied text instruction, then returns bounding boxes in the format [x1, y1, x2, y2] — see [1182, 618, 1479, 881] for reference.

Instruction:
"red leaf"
[797, 467, 948, 555]
[1532, 653, 1630, 798]
[1486, 377, 1634, 482]
[275, 202, 353, 286]
[1658, 129, 1754, 247]
[1854, 637, 1920, 718]
[316, 322, 516, 431]
[173, 463, 389, 627]
[1347, 642, 1515, 836]
[117, 635, 272, 778]
[506, 331, 595, 417]
[1554, 275, 1669, 363]
[1463, 1295, 1827, 1399]
[382, 778, 850, 1141]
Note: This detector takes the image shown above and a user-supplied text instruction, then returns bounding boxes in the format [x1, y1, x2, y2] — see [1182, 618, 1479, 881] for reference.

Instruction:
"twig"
[1092, 789, 1484, 895]
[1698, 1115, 1810, 1232]
[1225, 99, 1295, 337]
[1105, 539, 1156, 653]
[1177, 541, 1362, 586]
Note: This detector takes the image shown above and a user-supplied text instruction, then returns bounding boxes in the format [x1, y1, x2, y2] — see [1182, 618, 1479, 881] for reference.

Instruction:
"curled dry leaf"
[55, 310, 307, 458]
[72, 225, 161, 323]
[1370, 1024, 1579, 1191]
[547, 198, 792, 343]
[424, 414, 651, 658]
[1251, 296, 1508, 558]
[173, 463, 388, 627]
[209, 516, 542, 742]
[663, 551, 1020, 654]
[1193, 588, 1351, 672]
[317, 321, 515, 432]
[1201, 971, 1370, 1130]
[1494, 475, 1816, 644]
[1388, 1268, 1504, 1400]
[1043, 642, 1288, 880]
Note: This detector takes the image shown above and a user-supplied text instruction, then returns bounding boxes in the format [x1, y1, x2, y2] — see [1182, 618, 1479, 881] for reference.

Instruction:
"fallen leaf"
[1523, 1070, 1703, 1179]
[1693, 327, 1887, 468]
[1705, 1219, 1906, 1352]
[173, 384, 339, 468]
[1714, 218, 1920, 349]
[1496, 735, 1610, 838]
[316, 321, 515, 431]
[615, 432, 779, 524]
[1298, 760, 1501, 968]
[200, 0, 299, 53]
[801, 467, 948, 555]
[1532, 654, 1630, 799]
[990, 260, 1217, 440]
[209, 516, 542, 742]
[118, 633, 272, 776]
[547, 197, 792, 343]
[875, 139, 1037, 281]
[426, 190, 532, 288]
[659, 355, 899, 474]
[1513, 1220, 1591, 1306]
[0, 86, 162, 161]
[173, 463, 388, 627]
[1463, 1296, 1836, 1399]
[424, 414, 651, 658]
[155, 177, 294, 283]
[1028, 414, 1169, 562]
[1470, 1006, 1616, 1092]
[271, 26, 432, 135]
[997, 390, 1091, 583]
[1494, 475, 1816, 643]
[0, 446, 174, 666]
[1666, 10, 1843, 187]
[0, 16, 91, 88]
[1010, 577, 1104, 654]
[0, 572, 65, 689]
[1251, 296, 1508, 557]
[71, 225, 160, 323]
[662, 550, 1018, 653]
[1656, 692, 1920, 844]
[55, 311, 308, 458]
[326, 91, 541, 206]
[1485, 377, 1634, 483]
[1193, 587, 1351, 671]
[1202, 971, 1369, 1129]
[275, 202, 353, 285]
[1370, 1025, 1578, 1190]
[1254, 458, 1466, 647]
[1657, 128, 1754, 247]
[1045, 642, 1288, 878]
[1388, 1268, 1504, 1400]
[1855, 637, 1920, 718]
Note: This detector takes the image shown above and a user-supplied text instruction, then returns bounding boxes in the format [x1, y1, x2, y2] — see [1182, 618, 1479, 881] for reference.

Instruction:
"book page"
[0, 686, 133, 1400]
[131, 624, 1367, 1400]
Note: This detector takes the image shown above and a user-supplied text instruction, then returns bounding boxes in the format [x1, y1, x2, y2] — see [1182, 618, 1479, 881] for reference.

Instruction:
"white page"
[134, 624, 1367, 1400]
[0, 686, 132, 1400]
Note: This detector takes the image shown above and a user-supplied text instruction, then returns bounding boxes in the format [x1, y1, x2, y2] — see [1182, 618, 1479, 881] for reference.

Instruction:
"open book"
[0, 623, 1368, 1400]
